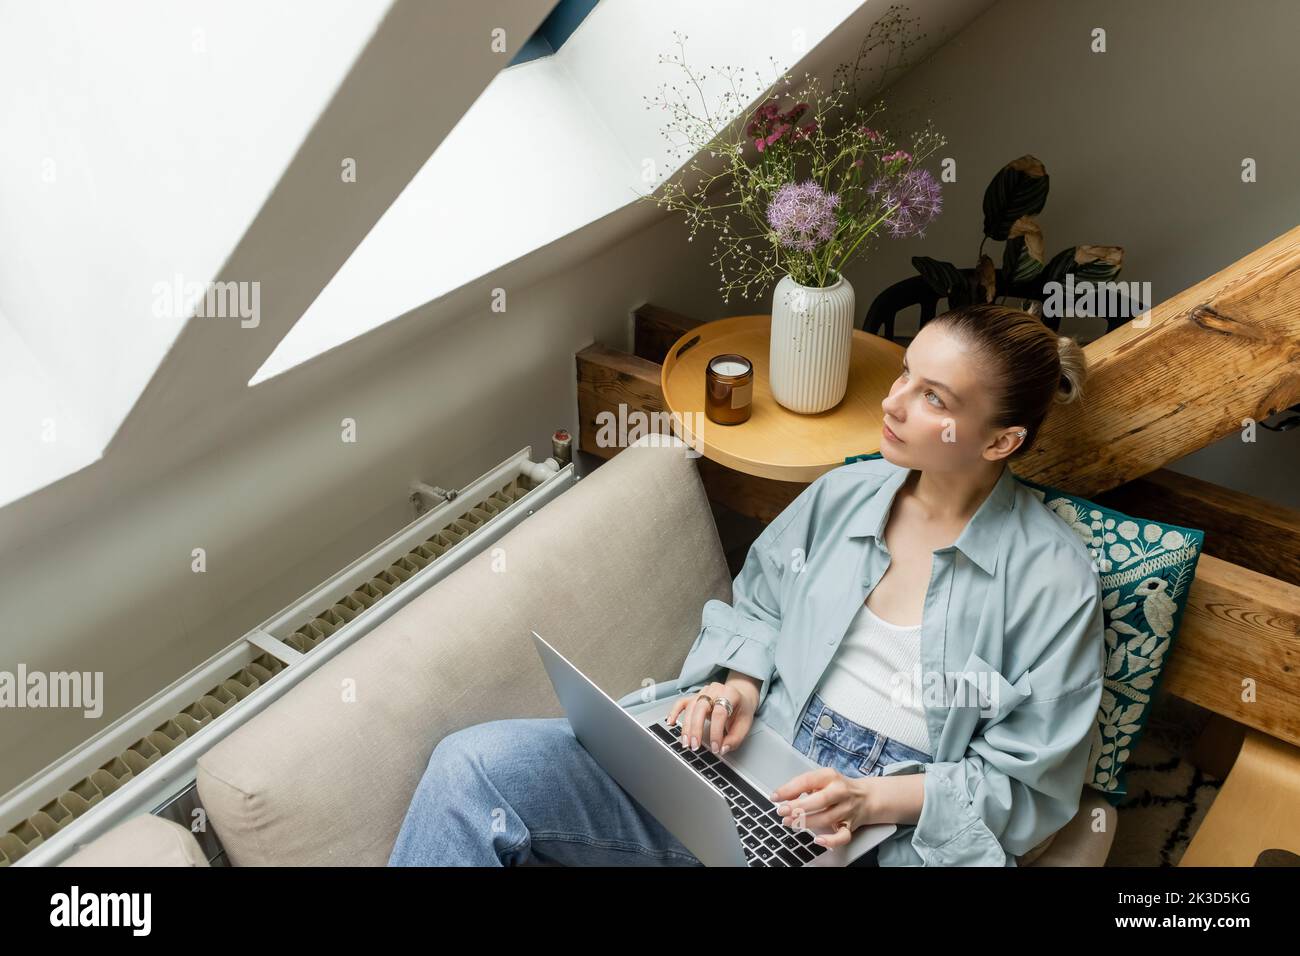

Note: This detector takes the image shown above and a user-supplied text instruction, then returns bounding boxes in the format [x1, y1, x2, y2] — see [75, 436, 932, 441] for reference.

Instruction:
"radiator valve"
[552, 428, 572, 465]
[410, 482, 457, 516]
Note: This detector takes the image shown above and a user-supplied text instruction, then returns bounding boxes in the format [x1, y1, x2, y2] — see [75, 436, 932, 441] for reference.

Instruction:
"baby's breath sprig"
[637, 11, 947, 305]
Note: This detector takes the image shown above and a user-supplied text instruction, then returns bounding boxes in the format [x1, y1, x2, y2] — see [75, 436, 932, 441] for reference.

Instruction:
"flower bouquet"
[641, 11, 946, 413]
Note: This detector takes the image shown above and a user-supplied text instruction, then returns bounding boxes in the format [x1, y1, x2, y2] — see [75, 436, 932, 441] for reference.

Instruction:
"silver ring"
[713, 695, 735, 720]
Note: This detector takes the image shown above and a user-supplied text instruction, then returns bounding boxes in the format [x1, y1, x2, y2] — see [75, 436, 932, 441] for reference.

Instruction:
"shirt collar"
[846, 462, 1018, 576]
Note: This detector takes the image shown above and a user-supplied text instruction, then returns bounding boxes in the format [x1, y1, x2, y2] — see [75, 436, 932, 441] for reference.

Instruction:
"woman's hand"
[770, 768, 877, 847]
[667, 675, 759, 756]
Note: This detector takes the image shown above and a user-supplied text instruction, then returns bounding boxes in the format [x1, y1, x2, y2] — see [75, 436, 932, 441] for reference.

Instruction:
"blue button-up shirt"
[617, 455, 1106, 866]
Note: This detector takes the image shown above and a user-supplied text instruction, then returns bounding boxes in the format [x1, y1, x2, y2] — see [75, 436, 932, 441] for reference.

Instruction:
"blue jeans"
[792, 690, 933, 866]
[386, 689, 932, 866]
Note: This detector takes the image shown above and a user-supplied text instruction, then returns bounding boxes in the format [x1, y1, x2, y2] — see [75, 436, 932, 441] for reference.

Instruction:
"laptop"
[530, 630, 896, 867]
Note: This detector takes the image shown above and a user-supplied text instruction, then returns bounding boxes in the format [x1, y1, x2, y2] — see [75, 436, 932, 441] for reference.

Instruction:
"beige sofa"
[63, 436, 1116, 867]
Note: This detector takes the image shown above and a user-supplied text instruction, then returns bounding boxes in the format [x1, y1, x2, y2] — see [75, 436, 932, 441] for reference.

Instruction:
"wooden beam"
[1162, 554, 1300, 747]
[1095, 468, 1300, 587]
[1019, 225, 1300, 497]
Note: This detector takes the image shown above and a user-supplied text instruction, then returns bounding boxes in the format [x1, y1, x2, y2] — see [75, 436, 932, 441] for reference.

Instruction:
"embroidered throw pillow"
[843, 452, 1205, 806]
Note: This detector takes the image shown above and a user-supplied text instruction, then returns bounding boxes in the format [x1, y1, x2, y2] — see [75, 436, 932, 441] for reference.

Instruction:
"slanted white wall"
[248, 52, 636, 383]
[0, 0, 393, 504]
[252, 0, 872, 383]
[0, 307, 99, 496]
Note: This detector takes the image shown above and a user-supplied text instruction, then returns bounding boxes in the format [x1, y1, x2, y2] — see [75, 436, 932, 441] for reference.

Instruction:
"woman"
[388, 303, 1106, 867]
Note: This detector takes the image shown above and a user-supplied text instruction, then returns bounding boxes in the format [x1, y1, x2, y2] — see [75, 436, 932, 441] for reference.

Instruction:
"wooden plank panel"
[632, 304, 703, 365]
[1095, 468, 1300, 586]
[575, 344, 671, 462]
[1162, 554, 1300, 746]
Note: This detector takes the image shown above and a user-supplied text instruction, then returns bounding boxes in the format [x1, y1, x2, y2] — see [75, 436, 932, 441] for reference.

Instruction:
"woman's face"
[878, 324, 1022, 470]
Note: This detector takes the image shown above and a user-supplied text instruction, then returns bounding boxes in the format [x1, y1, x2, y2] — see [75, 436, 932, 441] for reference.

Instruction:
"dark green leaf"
[982, 156, 1050, 241]
[1039, 247, 1077, 286]
[1072, 245, 1125, 282]
[912, 256, 966, 298]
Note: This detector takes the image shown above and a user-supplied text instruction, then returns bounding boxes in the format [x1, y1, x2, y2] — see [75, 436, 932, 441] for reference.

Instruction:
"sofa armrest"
[196, 434, 731, 866]
[59, 815, 209, 867]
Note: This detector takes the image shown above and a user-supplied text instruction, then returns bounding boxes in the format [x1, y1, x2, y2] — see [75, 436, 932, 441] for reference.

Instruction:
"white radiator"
[1, 444, 575, 867]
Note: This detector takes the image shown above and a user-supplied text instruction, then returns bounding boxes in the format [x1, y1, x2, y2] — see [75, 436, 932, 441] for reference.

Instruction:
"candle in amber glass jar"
[705, 353, 753, 425]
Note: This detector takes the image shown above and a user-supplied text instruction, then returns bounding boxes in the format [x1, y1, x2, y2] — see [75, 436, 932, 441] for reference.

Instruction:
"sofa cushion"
[1023, 787, 1118, 866]
[1012, 474, 1204, 805]
[59, 814, 208, 867]
[197, 434, 731, 866]
[1015, 829, 1056, 866]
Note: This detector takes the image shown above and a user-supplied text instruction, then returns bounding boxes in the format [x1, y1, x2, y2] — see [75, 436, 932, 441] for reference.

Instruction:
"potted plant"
[640, 13, 946, 413]
[910, 154, 1124, 316]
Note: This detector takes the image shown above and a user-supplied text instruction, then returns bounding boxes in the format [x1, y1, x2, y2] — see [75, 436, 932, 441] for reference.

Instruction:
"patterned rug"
[1106, 693, 1224, 866]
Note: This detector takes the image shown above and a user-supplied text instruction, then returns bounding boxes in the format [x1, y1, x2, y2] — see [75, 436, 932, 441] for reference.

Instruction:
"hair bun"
[1054, 334, 1087, 404]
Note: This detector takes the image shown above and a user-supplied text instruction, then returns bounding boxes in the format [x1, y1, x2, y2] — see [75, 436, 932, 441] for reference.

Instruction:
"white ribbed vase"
[769, 271, 856, 413]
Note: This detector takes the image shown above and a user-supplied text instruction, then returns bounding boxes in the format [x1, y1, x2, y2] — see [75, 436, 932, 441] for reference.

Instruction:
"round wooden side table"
[660, 314, 904, 483]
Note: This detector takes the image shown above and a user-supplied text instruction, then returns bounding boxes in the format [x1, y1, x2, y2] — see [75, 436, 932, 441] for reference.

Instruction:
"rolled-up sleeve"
[883, 576, 1106, 866]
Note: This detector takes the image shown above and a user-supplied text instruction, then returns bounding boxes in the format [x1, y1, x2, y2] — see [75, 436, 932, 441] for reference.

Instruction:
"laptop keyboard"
[648, 720, 830, 867]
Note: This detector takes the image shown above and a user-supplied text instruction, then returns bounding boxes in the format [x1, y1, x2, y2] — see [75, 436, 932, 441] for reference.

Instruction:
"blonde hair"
[928, 304, 1087, 458]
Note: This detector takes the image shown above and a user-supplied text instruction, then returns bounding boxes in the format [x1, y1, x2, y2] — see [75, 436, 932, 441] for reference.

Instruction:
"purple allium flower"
[767, 180, 841, 252]
[868, 168, 943, 239]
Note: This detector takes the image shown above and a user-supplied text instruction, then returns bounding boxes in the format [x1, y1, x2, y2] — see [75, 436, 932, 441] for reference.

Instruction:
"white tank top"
[813, 601, 932, 756]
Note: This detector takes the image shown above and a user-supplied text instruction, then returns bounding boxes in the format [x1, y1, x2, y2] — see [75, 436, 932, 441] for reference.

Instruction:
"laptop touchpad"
[722, 719, 820, 797]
